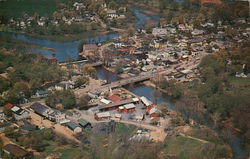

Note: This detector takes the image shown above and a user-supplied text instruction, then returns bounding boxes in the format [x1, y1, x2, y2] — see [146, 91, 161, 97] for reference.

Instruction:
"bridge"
[59, 60, 103, 67]
[75, 69, 174, 96]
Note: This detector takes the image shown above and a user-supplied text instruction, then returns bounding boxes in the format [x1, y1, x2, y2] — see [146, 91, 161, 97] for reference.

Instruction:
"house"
[78, 118, 92, 129]
[152, 28, 167, 37]
[34, 90, 48, 98]
[113, 41, 123, 48]
[30, 102, 51, 117]
[65, 121, 82, 133]
[123, 103, 136, 113]
[0, 109, 6, 122]
[149, 107, 159, 118]
[3, 144, 30, 159]
[178, 24, 186, 30]
[117, 106, 125, 113]
[80, 44, 98, 57]
[107, 9, 118, 19]
[88, 92, 98, 99]
[11, 106, 30, 121]
[92, 120, 116, 135]
[30, 102, 66, 123]
[45, 54, 57, 64]
[140, 96, 154, 112]
[5, 103, 14, 109]
[100, 98, 112, 105]
[20, 121, 37, 132]
[191, 29, 205, 36]
[95, 112, 111, 120]
[114, 113, 122, 120]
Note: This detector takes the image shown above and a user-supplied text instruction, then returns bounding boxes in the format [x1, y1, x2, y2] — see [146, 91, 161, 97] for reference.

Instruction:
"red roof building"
[5, 103, 14, 109]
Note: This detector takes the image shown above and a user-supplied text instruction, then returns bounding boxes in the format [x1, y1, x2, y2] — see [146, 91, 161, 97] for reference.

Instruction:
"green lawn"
[58, 148, 81, 159]
[229, 77, 250, 88]
[115, 123, 136, 135]
[163, 136, 207, 159]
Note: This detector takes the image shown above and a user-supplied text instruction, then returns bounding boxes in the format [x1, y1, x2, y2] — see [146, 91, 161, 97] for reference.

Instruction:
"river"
[0, 6, 246, 159]
[0, 32, 118, 62]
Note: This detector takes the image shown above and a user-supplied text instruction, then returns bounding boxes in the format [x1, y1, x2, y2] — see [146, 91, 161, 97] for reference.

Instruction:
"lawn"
[115, 123, 136, 135]
[43, 141, 83, 159]
[163, 136, 207, 159]
[229, 77, 250, 88]
[58, 148, 81, 159]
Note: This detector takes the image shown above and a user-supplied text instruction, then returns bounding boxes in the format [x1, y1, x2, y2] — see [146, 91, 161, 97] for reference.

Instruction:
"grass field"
[115, 123, 136, 135]
[0, 0, 77, 18]
[0, 0, 57, 17]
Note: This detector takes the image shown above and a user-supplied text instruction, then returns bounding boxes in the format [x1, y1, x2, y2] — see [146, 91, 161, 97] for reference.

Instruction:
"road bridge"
[75, 69, 174, 95]
[59, 60, 103, 67]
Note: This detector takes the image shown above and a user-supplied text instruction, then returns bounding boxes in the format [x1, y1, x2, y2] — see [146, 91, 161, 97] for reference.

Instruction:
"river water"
[0, 7, 246, 159]
[0, 32, 118, 62]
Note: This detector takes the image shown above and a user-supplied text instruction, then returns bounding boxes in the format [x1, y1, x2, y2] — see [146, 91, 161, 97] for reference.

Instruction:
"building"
[100, 98, 112, 105]
[3, 144, 30, 159]
[20, 120, 37, 133]
[45, 54, 57, 64]
[65, 121, 82, 133]
[112, 40, 123, 48]
[95, 112, 111, 120]
[123, 103, 136, 113]
[191, 29, 205, 36]
[107, 9, 118, 19]
[149, 107, 159, 118]
[133, 113, 144, 121]
[152, 28, 167, 37]
[114, 113, 122, 120]
[30, 102, 66, 123]
[117, 106, 125, 113]
[11, 106, 30, 121]
[140, 96, 154, 112]
[34, 90, 49, 98]
[92, 120, 116, 135]
[78, 118, 92, 129]
[80, 44, 98, 57]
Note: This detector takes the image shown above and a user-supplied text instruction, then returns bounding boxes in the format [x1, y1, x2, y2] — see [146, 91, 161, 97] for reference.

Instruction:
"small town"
[0, 0, 249, 158]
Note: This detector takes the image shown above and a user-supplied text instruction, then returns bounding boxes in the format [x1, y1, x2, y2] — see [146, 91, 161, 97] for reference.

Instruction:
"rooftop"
[3, 144, 29, 158]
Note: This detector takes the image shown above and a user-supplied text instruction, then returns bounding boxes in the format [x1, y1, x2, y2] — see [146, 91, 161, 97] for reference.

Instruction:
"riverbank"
[127, 1, 161, 16]
[26, 30, 112, 42]
[0, 27, 113, 42]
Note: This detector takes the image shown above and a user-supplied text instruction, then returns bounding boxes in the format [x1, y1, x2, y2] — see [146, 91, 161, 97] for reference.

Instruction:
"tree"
[75, 77, 89, 88]
[78, 95, 91, 109]
[3, 106, 13, 117]
[82, 64, 97, 78]
[4, 126, 15, 138]
[115, 63, 123, 74]
[108, 1, 118, 10]
[61, 91, 76, 109]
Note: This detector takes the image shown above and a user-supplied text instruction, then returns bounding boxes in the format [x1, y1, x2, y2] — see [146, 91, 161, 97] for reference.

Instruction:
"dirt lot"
[29, 111, 80, 144]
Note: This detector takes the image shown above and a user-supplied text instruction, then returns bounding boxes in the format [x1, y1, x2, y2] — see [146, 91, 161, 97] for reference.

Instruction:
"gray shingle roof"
[30, 102, 49, 116]
[65, 121, 80, 130]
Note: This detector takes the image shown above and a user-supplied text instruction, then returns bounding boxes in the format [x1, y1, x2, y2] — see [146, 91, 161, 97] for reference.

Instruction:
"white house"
[152, 28, 167, 37]
[107, 9, 118, 19]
